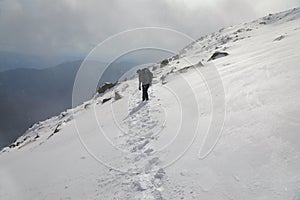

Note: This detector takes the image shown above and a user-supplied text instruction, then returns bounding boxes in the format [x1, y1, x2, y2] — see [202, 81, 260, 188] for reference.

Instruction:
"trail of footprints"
[97, 91, 167, 199]
[122, 92, 165, 199]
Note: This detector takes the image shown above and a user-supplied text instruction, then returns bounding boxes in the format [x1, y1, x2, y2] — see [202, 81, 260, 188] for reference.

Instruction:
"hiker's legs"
[145, 84, 150, 100]
[142, 84, 150, 101]
[142, 85, 146, 101]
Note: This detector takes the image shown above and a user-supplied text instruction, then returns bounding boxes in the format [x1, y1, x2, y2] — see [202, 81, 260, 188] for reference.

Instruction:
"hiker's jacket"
[138, 68, 153, 86]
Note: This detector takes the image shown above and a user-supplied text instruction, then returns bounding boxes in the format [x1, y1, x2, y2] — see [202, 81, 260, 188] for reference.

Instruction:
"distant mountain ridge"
[0, 51, 77, 72]
[0, 60, 138, 149]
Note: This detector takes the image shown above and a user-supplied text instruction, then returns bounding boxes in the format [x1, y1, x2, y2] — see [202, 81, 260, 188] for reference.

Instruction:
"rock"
[102, 97, 112, 104]
[84, 103, 90, 109]
[207, 51, 229, 61]
[98, 82, 118, 94]
[114, 91, 122, 101]
[160, 75, 167, 84]
[160, 59, 169, 67]
[274, 35, 285, 41]
[53, 123, 61, 133]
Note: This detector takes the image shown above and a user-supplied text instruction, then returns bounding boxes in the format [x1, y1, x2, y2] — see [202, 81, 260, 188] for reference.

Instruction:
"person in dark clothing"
[137, 68, 153, 101]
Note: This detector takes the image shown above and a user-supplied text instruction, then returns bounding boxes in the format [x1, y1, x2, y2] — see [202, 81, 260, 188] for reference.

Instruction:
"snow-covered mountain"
[1, 7, 300, 200]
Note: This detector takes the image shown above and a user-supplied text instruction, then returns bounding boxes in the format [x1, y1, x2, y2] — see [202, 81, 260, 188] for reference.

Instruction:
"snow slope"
[1, 7, 300, 200]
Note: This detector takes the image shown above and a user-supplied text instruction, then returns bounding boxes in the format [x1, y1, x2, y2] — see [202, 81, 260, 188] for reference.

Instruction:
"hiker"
[137, 68, 153, 101]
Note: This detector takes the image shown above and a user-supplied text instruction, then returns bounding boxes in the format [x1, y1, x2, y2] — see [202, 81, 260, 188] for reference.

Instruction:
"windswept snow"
[1, 7, 300, 200]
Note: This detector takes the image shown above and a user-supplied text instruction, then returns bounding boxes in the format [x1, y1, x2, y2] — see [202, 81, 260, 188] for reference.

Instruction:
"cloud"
[0, 0, 299, 60]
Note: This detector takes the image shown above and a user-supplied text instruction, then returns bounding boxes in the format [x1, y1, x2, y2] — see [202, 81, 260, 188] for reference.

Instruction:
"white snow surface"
[1, 7, 300, 200]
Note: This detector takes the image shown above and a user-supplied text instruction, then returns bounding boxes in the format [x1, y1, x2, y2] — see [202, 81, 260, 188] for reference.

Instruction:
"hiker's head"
[136, 69, 141, 74]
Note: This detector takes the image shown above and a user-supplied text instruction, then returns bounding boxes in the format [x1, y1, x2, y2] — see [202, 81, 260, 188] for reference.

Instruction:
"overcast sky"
[0, 0, 299, 61]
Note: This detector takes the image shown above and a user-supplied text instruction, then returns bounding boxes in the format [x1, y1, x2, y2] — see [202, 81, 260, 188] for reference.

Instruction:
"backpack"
[143, 68, 153, 82]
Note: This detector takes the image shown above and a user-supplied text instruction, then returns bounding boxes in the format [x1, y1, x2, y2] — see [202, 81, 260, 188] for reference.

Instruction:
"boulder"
[98, 82, 118, 94]
[208, 51, 229, 61]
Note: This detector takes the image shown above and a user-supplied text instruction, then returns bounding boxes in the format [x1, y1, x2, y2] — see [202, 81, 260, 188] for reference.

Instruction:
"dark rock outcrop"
[98, 82, 118, 94]
[208, 51, 229, 61]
